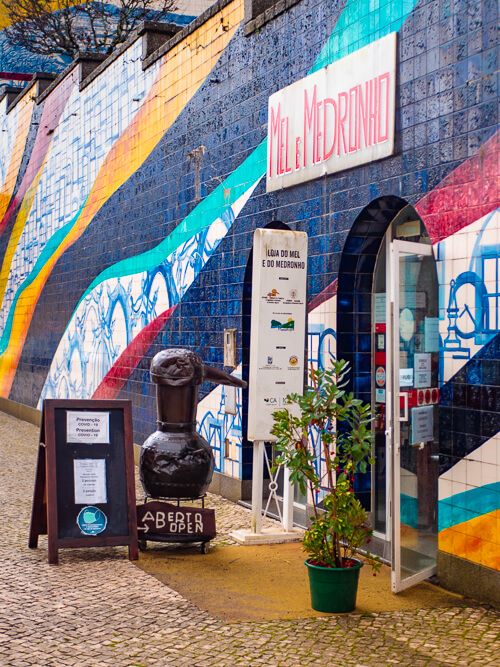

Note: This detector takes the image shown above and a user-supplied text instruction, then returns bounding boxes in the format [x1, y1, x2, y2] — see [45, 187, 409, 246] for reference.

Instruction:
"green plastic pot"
[305, 558, 363, 613]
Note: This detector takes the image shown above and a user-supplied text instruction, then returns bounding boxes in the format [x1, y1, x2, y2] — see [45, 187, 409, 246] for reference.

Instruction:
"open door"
[390, 240, 439, 592]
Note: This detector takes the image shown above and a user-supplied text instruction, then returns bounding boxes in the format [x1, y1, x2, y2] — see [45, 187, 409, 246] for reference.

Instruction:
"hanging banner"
[267, 32, 397, 191]
[248, 228, 308, 441]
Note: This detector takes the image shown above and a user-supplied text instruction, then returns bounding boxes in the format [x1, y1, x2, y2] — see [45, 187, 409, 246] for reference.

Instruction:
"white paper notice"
[411, 406, 434, 444]
[67, 411, 110, 444]
[374, 294, 386, 323]
[424, 317, 440, 352]
[399, 368, 414, 387]
[414, 353, 431, 388]
[74, 459, 107, 504]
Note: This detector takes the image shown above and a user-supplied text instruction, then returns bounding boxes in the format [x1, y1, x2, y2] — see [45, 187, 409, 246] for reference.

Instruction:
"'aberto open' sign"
[266, 33, 397, 191]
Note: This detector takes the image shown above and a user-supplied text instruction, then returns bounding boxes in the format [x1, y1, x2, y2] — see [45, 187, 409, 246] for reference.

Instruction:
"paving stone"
[0, 411, 499, 666]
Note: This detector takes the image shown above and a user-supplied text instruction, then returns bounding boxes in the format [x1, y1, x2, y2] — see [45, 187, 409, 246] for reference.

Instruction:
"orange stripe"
[0, 0, 243, 396]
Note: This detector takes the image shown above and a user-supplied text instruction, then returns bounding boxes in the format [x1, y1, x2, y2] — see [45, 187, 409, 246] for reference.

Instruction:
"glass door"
[390, 240, 439, 592]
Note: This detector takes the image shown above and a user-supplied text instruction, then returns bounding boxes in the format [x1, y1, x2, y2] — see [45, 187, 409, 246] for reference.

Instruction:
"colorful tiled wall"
[0, 0, 497, 574]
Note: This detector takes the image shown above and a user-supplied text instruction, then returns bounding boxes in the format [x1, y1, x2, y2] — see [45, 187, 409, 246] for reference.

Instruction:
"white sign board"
[411, 406, 434, 444]
[74, 459, 107, 504]
[414, 353, 431, 388]
[248, 228, 308, 441]
[424, 317, 440, 352]
[399, 368, 414, 387]
[67, 411, 110, 444]
[267, 33, 397, 191]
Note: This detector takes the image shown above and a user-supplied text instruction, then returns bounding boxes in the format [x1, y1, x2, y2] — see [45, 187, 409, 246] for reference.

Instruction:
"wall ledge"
[0, 397, 41, 428]
[6, 73, 55, 114]
[437, 550, 500, 607]
[244, 0, 302, 36]
[142, 0, 236, 70]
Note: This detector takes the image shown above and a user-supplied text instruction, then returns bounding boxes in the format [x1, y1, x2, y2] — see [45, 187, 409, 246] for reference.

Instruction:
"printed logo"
[271, 317, 295, 331]
[263, 397, 278, 405]
[289, 355, 299, 367]
[77, 506, 107, 536]
[263, 288, 282, 303]
[267, 356, 273, 365]
[375, 366, 386, 388]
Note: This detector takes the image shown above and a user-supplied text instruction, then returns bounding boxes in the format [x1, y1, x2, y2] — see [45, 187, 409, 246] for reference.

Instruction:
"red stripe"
[416, 131, 499, 244]
[308, 278, 337, 312]
[92, 305, 177, 399]
[0, 72, 33, 82]
[90, 132, 499, 399]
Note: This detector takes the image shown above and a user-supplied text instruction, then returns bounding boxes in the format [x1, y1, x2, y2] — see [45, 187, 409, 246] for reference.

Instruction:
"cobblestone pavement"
[1, 411, 499, 667]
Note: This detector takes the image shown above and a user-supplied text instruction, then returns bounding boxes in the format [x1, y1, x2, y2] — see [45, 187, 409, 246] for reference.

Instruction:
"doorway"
[371, 206, 439, 591]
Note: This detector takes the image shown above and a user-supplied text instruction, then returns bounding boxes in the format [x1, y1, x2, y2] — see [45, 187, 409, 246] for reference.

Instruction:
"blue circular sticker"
[77, 506, 107, 536]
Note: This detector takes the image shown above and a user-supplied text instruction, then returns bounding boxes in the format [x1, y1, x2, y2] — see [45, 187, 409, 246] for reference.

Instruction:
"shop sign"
[248, 228, 308, 441]
[266, 33, 397, 192]
[136, 502, 216, 541]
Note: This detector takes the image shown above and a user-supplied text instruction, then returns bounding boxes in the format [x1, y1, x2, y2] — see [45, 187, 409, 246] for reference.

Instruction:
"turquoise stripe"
[312, 0, 416, 72]
[2, 1, 421, 359]
[0, 203, 85, 355]
[79, 142, 267, 303]
[401, 492, 418, 529]
[438, 482, 500, 531]
[75, 0, 419, 298]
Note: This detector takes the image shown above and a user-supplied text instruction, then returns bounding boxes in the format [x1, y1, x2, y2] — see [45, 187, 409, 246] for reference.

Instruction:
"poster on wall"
[248, 228, 308, 441]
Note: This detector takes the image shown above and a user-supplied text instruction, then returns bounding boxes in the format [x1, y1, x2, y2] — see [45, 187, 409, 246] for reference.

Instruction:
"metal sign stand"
[231, 440, 301, 544]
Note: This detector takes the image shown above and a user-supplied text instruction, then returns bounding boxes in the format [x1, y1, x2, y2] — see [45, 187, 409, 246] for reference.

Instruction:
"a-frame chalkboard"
[29, 399, 138, 564]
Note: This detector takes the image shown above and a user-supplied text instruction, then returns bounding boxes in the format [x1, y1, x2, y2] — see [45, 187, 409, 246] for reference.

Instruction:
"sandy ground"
[136, 540, 463, 621]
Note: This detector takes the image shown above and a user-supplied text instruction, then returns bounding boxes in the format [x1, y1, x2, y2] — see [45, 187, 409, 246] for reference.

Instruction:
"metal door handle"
[429, 454, 440, 461]
[399, 392, 409, 422]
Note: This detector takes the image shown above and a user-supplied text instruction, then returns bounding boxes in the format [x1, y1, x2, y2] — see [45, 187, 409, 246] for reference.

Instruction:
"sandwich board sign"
[29, 399, 138, 564]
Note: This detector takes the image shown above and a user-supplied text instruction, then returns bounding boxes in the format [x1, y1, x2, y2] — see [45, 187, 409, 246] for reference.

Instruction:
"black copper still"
[140, 348, 247, 499]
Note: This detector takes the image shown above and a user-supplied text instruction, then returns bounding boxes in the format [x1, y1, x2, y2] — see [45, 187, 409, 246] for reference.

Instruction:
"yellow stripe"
[439, 509, 500, 570]
[0, 0, 243, 396]
[0, 161, 45, 309]
[0, 95, 35, 220]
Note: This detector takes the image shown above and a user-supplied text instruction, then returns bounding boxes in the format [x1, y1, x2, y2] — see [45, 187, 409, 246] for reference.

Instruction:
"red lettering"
[323, 97, 337, 160]
[348, 86, 358, 153]
[314, 100, 322, 163]
[358, 80, 370, 148]
[284, 117, 292, 173]
[303, 85, 317, 167]
[269, 103, 281, 177]
[279, 117, 287, 174]
[295, 136, 301, 170]
[337, 91, 348, 156]
[369, 76, 378, 144]
[378, 72, 390, 142]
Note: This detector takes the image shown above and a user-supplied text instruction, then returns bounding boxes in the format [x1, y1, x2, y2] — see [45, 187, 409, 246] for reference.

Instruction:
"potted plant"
[271, 359, 380, 613]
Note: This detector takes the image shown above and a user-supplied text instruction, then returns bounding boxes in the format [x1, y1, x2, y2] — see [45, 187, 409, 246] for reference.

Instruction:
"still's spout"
[203, 364, 247, 389]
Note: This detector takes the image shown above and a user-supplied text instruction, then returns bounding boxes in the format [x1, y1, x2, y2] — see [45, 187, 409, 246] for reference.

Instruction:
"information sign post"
[232, 228, 307, 544]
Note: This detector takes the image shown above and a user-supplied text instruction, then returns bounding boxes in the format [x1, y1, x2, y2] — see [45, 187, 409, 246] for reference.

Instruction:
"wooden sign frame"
[29, 399, 138, 564]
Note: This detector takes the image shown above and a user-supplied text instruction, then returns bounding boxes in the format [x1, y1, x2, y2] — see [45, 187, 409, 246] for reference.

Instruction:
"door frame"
[389, 239, 437, 593]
